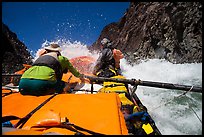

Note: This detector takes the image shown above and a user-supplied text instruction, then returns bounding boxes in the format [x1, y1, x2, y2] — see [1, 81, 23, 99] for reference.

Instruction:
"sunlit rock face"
[89, 2, 202, 64]
[2, 23, 33, 85]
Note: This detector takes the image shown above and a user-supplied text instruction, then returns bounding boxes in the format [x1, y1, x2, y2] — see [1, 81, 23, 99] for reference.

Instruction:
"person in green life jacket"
[19, 43, 84, 96]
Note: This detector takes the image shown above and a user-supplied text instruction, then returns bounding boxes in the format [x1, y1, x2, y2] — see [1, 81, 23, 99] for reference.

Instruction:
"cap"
[101, 38, 111, 46]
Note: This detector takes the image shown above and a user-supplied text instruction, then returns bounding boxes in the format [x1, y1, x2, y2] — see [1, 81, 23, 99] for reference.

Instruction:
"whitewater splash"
[32, 39, 99, 61]
[33, 39, 202, 135]
[121, 58, 202, 135]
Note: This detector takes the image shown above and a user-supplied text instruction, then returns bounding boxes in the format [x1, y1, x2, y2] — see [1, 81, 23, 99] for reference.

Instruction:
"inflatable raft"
[2, 56, 161, 135]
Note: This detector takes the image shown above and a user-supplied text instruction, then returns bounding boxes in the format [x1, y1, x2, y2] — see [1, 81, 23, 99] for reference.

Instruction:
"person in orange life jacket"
[113, 48, 124, 75]
[92, 38, 124, 78]
[19, 44, 84, 96]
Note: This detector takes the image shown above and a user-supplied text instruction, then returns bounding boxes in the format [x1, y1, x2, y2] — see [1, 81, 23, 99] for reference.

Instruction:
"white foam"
[121, 58, 202, 135]
[32, 39, 99, 62]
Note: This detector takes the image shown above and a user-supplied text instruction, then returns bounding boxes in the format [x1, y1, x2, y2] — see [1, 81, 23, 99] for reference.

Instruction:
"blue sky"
[2, 2, 130, 53]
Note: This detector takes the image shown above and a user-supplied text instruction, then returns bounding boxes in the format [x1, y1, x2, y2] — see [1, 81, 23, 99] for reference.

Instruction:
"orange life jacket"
[113, 49, 124, 68]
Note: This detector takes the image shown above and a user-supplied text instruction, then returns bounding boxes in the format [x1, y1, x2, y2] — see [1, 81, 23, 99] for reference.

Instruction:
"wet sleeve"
[58, 56, 81, 78]
[67, 60, 81, 77]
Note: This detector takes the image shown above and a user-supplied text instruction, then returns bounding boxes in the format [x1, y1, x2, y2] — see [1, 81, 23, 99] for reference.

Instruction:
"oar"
[2, 74, 22, 77]
[2, 74, 202, 93]
[84, 75, 202, 93]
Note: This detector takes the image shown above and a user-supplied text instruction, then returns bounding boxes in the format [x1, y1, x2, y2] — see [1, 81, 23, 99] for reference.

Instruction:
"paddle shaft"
[2, 74, 202, 93]
[84, 75, 202, 93]
[2, 74, 22, 77]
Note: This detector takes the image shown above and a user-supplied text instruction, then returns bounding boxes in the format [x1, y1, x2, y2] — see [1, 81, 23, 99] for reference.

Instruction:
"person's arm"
[58, 56, 81, 78]
[66, 59, 82, 78]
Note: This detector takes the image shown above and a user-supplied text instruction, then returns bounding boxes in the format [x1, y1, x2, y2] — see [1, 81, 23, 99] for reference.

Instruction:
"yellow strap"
[142, 123, 154, 134]
[96, 68, 117, 76]
[109, 68, 117, 75]
[96, 71, 101, 76]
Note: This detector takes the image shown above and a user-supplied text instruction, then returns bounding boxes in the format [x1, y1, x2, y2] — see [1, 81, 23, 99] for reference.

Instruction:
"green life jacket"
[32, 55, 63, 80]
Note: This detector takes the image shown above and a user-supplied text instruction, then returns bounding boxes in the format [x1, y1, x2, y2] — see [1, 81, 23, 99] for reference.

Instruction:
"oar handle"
[84, 75, 202, 93]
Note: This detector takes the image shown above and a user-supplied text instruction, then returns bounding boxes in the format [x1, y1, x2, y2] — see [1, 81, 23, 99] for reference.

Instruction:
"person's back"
[19, 44, 83, 96]
[23, 52, 62, 81]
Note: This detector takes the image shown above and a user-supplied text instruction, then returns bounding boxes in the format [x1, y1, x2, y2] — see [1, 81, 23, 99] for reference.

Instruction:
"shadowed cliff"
[2, 23, 33, 85]
[89, 2, 202, 64]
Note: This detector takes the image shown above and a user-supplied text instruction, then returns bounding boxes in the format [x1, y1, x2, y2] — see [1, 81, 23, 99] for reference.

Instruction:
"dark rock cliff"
[89, 2, 202, 64]
[2, 23, 33, 85]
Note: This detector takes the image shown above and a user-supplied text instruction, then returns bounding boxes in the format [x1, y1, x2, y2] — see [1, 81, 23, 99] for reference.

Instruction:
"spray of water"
[32, 39, 99, 62]
[33, 39, 202, 135]
[121, 58, 202, 135]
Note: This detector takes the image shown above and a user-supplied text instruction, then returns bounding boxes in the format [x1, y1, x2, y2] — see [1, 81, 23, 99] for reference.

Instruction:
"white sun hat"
[44, 43, 62, 52]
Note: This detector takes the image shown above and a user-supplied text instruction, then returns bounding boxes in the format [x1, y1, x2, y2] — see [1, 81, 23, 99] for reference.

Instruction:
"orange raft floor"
[2, 92, 128, 135]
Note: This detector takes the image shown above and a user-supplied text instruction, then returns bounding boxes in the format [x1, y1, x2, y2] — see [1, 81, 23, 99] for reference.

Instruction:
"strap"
[108, 68, 117, 75]
[104, 84, 125, 88]
[2, 116, 21, 123]
[96, 68, 117, 77]
[14, 93, 58, 128]
[2, 88, 19, 97]
[31, 121, 105, 135]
